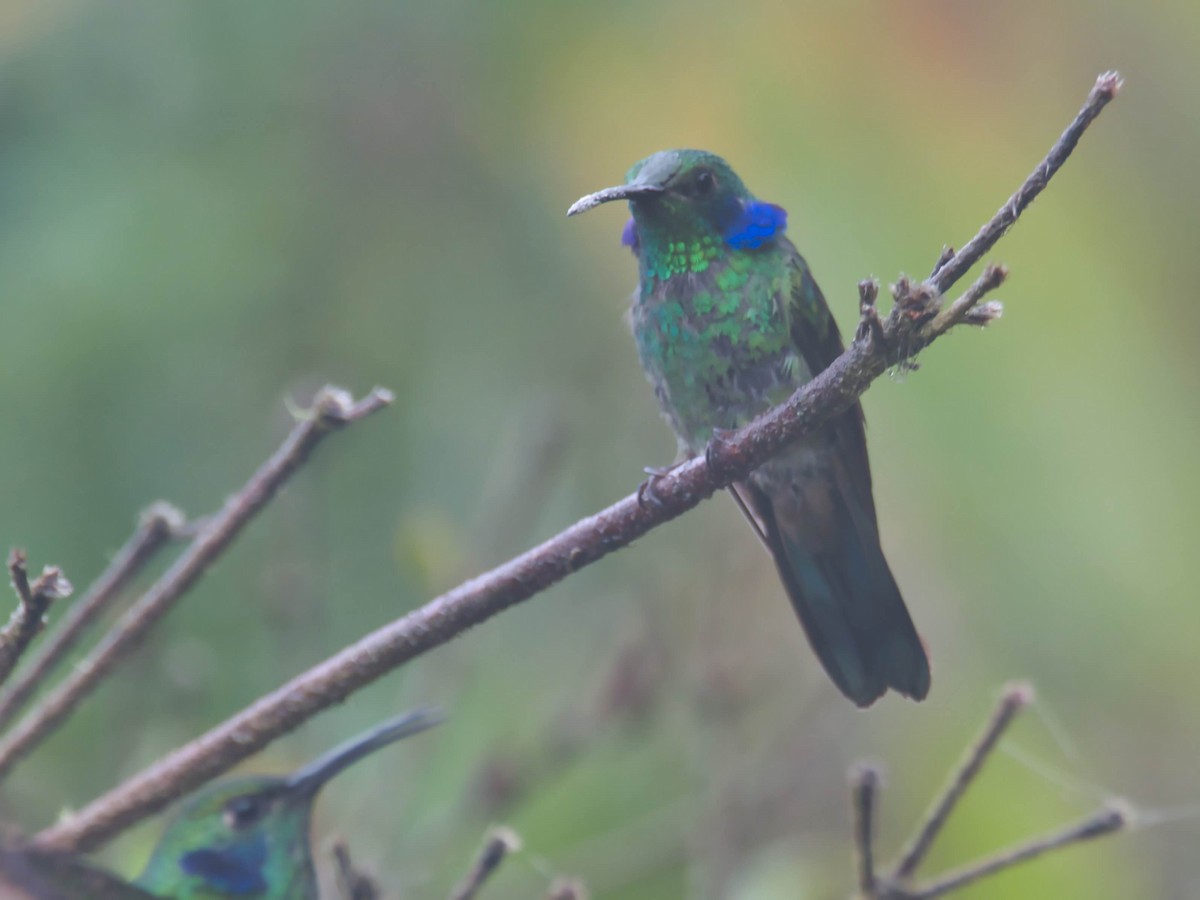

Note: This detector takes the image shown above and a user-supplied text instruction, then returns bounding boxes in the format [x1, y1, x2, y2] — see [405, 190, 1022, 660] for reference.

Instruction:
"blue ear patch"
[181, 837, 269, 895]
[621, 217, 639, 254]
[723, 201, 787, 250]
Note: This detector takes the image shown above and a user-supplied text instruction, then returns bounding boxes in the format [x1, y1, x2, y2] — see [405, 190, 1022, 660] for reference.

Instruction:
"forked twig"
[0, 504, 185, 733]
[927, 264, 1008, 337]
[0, 553, 73, 690]
[0, 387, 391, 787]
[852, 683, 1129, 899]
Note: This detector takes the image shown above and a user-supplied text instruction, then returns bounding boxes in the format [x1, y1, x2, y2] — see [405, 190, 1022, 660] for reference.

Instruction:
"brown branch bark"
[0, 553, 73, 689]
[0, 504, 185, 733]
[32, 71, 1120, 855]
[0, 387, 392, 788]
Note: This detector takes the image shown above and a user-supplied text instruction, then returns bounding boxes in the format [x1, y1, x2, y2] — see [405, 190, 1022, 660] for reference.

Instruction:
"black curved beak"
[284, 707, 442, 799]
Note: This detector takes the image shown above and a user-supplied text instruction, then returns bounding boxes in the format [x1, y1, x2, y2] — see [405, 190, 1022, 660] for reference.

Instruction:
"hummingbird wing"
[732, 246, 931, 706]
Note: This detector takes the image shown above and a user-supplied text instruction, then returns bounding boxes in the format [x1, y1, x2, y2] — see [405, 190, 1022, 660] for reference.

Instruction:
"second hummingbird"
[135, 708, 441, 899]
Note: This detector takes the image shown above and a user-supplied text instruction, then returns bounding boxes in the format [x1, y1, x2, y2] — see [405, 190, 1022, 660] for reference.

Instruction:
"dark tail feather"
[740, 482, 931, 707]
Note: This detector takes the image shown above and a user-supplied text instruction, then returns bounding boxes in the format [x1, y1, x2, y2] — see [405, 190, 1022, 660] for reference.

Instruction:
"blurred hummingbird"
[135, 708, 441, 898]
[568, 150, 930, 707]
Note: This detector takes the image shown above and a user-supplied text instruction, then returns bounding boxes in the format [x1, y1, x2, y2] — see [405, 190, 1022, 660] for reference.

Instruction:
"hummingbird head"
[568, 149, 787, 258]
[136, 709, 441, 899]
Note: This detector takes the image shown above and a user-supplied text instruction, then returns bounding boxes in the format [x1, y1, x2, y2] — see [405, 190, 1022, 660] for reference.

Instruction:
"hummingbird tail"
[738, 473, 931, 707]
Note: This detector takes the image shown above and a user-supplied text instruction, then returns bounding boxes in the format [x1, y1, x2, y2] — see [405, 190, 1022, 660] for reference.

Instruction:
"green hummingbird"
[569, 149, 930, 707]
[135, 708, 441, 898]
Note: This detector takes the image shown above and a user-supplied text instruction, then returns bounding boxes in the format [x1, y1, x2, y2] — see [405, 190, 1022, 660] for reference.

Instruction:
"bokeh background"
[0, 1, 1195, 897]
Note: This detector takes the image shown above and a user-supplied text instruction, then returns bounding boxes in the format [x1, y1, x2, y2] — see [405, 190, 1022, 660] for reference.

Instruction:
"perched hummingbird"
[135, 708, 441, 898]
[569, 150, 930, 707]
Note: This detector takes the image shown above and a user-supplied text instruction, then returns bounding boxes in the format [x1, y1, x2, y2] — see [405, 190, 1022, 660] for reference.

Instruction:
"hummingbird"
[568, 149, 930, 707]
[135, 708, 441, 898]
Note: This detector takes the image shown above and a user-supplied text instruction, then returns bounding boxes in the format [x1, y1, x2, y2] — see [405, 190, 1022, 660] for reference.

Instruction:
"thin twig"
[960, 300, 1004, 328]
[927, 265, 1009, 337]
[893, 682, 1032, 880]
[0, 387, 391, 788]
[33, 72, 1119, 855]
[449, 826, 521, 900]
[904, 804, 1128, 899]
[857, 686, 1128, 899]
[851, 765, 881, 894]
[929, 71, 1122, 295]
[0, 504, 185, 733]
[0, 553, 73, 690]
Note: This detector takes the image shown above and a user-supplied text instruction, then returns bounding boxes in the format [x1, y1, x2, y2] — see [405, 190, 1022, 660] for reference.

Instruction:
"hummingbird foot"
[703, 427, 739, 478]
[637, 464, 681, 509]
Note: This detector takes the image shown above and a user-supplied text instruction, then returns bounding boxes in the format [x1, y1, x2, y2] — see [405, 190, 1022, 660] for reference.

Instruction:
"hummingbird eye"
[691, 169, 717, 196]
[223, 795, 267, 830]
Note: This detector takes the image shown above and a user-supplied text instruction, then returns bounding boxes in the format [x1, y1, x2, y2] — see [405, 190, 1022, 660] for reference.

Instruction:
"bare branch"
[0, 552, 73, 689]
[905, 804, 1128, 900]
[892, 682, 1032, 880]
[854, 684, 1128, 899]
[0, 387, 391, 788]
[851, 765, 882, 894]
[928, 265, 1008, 337]
[928, 71, 1122, 295]
[0, 504, 185, 733]
[32, 72, 1119, 855]
[449, 826, 521, 900]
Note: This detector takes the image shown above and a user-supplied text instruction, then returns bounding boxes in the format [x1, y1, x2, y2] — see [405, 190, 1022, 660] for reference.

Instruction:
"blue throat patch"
[621, 217, 639, 253]
[621, 200, 786, 256]
[180, 836, 269, 895]
[722, 201, 787, 250]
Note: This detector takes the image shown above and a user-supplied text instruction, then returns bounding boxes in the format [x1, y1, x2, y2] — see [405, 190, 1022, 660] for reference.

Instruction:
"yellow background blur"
[0, 1, 1195, 897]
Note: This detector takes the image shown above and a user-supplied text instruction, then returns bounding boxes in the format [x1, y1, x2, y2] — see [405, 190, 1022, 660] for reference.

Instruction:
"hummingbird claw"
[703, 427, 738, 475]
[637, 465, 677, 509]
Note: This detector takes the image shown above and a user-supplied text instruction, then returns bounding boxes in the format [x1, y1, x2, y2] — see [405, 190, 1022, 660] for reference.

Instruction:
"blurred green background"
[0, 1, 1195, 897]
